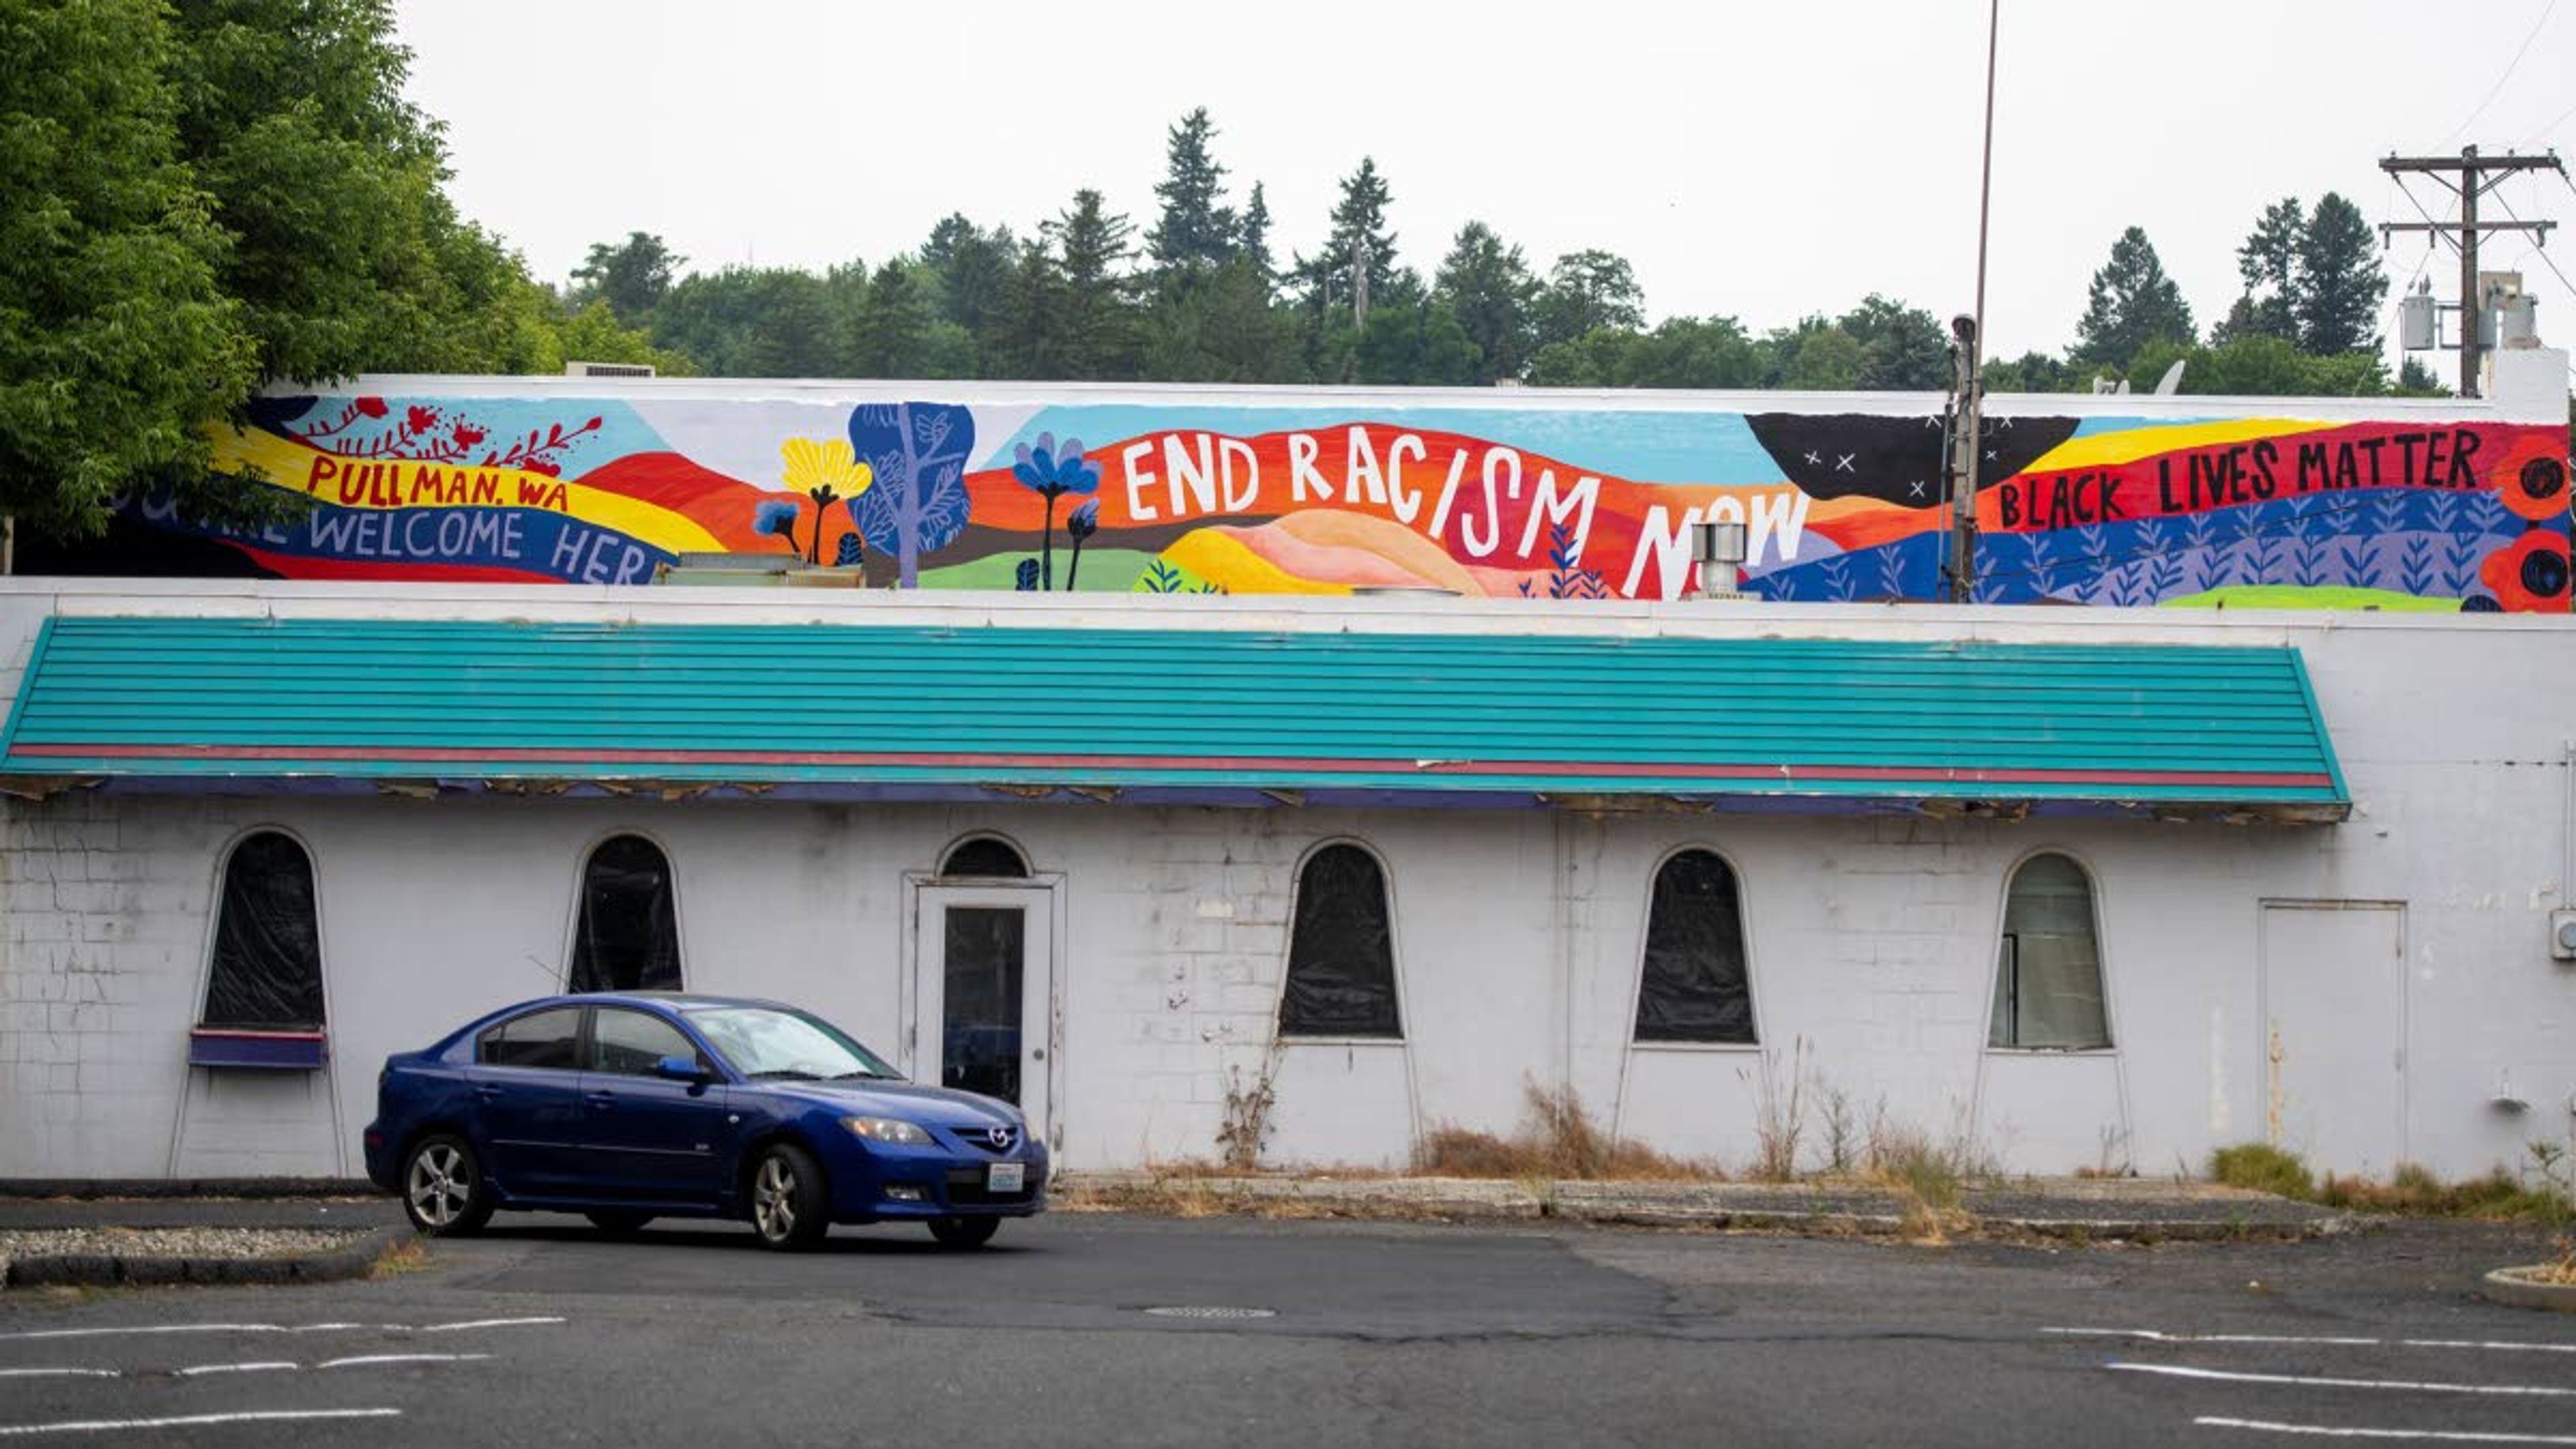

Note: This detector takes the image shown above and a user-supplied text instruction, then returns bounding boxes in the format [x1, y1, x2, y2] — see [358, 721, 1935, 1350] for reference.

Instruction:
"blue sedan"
[362, 992, 1047, 1250]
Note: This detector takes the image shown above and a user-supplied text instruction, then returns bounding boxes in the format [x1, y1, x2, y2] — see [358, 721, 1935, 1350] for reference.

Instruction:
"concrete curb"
[0, 1179, 377, 1201]
[2481, 1266, 2576, 1312]
[2, 1225, 411, 1290]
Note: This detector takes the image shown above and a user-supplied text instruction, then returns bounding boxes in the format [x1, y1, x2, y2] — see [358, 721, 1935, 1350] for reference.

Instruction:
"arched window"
[569, 835, 683, 993]
[1279, 843, 1401, 1038]
[941, 836, 1030, 878]
[1633, 849, 1754, 1043]
[201, 832, 326, 1029]
[1989, 853, 2110, 1049]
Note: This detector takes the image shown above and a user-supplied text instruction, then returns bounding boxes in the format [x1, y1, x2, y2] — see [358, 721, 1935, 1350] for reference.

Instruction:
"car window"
[591, 1007, 697, 1077]
[476, 1007, 582, 1070]
[684, 1006, 897, 1082]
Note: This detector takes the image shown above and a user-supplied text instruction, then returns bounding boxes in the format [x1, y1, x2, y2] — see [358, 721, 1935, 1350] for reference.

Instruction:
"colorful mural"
[120, 387, 2570, 610]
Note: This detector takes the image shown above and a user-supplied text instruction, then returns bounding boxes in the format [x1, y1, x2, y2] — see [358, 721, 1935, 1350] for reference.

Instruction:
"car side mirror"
[654, 1054, 708, 1083]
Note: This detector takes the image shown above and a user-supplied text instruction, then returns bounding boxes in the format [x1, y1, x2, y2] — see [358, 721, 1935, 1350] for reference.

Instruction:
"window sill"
[1627, 1040, 1764, 1054]
[1276, 1036, 1408, 1048]
[1983, 1045, 2116, 1057]
[189, 1028, 329, 1071]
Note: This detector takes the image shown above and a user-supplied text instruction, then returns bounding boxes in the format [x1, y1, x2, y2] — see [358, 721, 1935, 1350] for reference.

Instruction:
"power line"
[2520, 93, 2576, 148]
[2379, 148, 2567, 395]
[2444, 0, 2560, 145]
[2491, 187, 2576, 300]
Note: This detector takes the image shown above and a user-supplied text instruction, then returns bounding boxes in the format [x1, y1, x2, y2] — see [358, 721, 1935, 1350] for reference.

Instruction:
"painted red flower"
[2488, 433, 2569, 522]
[2479, 528, 2571, 612]
[451, 421, 486, 447]
[405, 405, 439, 435]
[355, 396, 388, 419]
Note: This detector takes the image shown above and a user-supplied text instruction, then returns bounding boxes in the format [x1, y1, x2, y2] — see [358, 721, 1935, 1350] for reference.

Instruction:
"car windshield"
[683, 1006, 899, 1083]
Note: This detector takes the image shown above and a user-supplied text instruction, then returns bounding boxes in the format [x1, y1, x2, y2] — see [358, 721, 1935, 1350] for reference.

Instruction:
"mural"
[115, 388, 2571, 610]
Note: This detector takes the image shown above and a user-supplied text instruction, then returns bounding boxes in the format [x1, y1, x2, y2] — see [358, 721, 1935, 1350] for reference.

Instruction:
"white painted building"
[0, 579, 2569, 1185]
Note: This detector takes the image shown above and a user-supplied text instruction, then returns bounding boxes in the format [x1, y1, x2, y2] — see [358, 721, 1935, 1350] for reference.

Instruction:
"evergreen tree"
[1237, 182, 1275, 280]
[1536, 250, 1646, 350]
[1432, 221, 1539, 384]
[572, 232, 683, 326]
[1841, 294, 1951, 390]
[2224, 197, 2304, 342]
[2295, 193, 2385, 355]
[1145, 107, 1236, 274]
[918, 214, 1016, 343]
[1297, 157, 1400, 318]
[2074, 226, 2196, 367]
[854, 260, 937, 377]
[987, 237, 1065, 379]
[1049, 189, 1140, 380]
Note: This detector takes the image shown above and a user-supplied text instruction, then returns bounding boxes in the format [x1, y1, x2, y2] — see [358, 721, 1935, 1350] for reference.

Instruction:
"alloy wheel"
[407, 1142, 472, 1228]
[753, 1155, 798, 1242]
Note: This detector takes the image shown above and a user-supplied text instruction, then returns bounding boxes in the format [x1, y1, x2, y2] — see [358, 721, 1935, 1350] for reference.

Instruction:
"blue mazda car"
[363, 992, 1047, 1250]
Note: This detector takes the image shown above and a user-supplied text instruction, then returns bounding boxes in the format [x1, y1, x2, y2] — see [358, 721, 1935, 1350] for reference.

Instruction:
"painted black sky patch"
[1745, 414, 2081, 507]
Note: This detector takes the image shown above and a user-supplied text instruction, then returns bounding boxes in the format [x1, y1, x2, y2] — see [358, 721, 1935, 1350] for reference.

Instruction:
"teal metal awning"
[0, 616, 2349, 820]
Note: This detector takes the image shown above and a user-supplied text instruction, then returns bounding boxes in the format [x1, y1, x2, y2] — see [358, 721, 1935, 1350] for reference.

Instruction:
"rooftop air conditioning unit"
[566, 360, 656, 378]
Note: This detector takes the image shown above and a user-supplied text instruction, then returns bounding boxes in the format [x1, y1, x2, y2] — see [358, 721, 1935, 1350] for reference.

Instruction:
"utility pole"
[2379, 146, 2564, 397]
[1948, 0, 2001, 603]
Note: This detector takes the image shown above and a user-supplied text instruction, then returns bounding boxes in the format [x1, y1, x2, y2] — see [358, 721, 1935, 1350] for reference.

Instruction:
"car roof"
[496, 990, 796, 1016]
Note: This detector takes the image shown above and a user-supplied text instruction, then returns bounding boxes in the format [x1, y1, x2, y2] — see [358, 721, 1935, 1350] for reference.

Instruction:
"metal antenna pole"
[1951, 0, 2000, 602]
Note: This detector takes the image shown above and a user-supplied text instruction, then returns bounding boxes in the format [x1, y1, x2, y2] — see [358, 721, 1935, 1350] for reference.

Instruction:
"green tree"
[917, 214, 1015, 346]
[0, 0, 257, 539]
[2221, 197, 2303, 343]
[1144, 107, 1235, 274]
[571, 231, 682, 326]
[1536, 250, 1645, 350]
[1297, 156, 1399, 317]
[2074, 225, 2196, 367]
[1049, 188, 1140, 380]
[1982, 350, 2078, 393]
[2295, 193, 2385, 355]
[1237, 181, 1275, 280]
[1432, 221, 1538, 384]
[1762, 316, 1866, 390]
[1354, 299, 1480, 386]
[1841, 294, 1951, 390]
[1142, 256, 1299, 383]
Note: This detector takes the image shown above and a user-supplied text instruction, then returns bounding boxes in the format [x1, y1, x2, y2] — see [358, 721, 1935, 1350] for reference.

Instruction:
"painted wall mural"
[117, 388, 2571, 610]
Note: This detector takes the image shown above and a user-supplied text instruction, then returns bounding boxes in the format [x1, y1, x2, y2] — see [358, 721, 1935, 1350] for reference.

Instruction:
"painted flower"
[451, 421, 486, 448]
[354, 396, 388, 419]
[1066, 498, 1101, 542]
[1011, 432, 1102, 498]
[753, 498, 800, 538]
[405, 405, 439, 435]
[2491, 435, 2571, 522]
[780, 437, 875, 564]
[2480, 527, 2570, 612]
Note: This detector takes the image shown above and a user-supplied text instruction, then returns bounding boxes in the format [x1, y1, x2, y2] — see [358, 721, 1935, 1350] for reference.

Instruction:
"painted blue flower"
[751, 497, 802, 557]
[1066, 498, 1102, 541]
[1010, 431, 1103, 590]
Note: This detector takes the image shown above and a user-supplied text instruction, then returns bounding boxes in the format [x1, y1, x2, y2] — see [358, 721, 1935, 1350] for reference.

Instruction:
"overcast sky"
[394, 1, 2576, 366]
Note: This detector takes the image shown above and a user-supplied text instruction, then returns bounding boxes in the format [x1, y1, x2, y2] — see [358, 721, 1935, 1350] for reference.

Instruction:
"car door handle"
[585, 1091, 615, 1106]
[474, 1083, 502, 1099]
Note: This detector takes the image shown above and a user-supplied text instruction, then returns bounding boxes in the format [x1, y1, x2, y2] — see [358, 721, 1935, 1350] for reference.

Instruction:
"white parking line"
[0, 1408, 402, 1438]
[2110, 1362, 2576, 1397]
[2050, 1328, 2576, 1355]
[169, 1362, 297, 1378]
[2198, 1415, 2576, 1444]
[316, 1353, 491, 1371]
[0, 1371, 115, 1381]
[0, 1316, 564, 1344]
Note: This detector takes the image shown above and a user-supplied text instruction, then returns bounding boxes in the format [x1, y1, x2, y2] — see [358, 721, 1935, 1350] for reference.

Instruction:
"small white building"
[0, 578, 2569, 1185]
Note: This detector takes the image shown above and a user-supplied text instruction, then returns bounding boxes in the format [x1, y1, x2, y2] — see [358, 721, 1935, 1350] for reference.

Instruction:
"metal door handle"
[585, 1091, 614, 1106]
[474, 1084, 502, 1099]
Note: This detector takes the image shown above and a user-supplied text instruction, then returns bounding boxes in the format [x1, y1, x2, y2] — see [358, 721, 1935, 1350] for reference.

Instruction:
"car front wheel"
[928, 1216, 1000, 1249]
[747, 1143, 828, 1251]
[401, 1134, 493, 1236]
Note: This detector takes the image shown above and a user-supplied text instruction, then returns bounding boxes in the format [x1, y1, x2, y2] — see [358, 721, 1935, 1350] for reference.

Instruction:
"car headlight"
[844, 1116, 932, 1145]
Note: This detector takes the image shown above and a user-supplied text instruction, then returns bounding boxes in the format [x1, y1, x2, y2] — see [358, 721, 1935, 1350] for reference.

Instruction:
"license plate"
[987, 1162, 1026, 1192]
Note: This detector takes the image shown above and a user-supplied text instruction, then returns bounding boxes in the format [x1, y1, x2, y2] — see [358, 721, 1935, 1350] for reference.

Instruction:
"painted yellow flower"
[780, 437, 873, 501]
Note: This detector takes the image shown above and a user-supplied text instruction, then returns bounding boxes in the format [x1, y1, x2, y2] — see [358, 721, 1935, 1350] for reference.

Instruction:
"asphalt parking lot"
[0, 1211, 2569, 1446]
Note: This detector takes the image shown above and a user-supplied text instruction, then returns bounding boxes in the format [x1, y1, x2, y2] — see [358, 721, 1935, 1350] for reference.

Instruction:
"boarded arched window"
[1989, 853, 2110, 1049]
[941, 837, 1030, 878]
[201, 831, 325, 1029]
[1279, 843, 1401, 1038]
[1633, 849, 1754, 1043]
[569, 835, 683, 993]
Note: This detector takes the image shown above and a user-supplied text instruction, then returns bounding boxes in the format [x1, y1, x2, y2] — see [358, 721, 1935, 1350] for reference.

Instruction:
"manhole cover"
[1141, 1305, 1277, 1320]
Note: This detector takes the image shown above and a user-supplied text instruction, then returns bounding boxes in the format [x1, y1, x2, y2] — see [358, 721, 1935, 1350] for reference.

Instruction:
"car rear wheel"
[584, 1211, 653, 1237]
[928, 1216, 1000, 1249]
[401, 1134, 494, 1236]
[748, 1143, 828, 1251]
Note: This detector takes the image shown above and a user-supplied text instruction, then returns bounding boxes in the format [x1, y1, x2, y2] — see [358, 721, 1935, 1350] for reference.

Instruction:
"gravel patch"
[1, 1227, 372, 1289]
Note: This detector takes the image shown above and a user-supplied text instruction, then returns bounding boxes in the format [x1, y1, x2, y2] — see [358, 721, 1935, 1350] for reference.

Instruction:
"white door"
[914, 884, 1056, 1144]
[2261, 900, 2406, 1177]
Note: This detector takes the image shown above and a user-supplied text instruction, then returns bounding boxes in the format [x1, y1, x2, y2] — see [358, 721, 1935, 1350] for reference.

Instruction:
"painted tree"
[2074, 226, 2196, 368]
[1536, 250, 1647, 351]
[2296, 193, 2386, 356]
[1433, 221, 1540, 384]
[1146, 108, 1236, 274]
[847, 403, 975, 587]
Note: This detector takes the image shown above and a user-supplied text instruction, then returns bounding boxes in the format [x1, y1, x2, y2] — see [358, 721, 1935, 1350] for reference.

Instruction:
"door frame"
[900, 871, 1067, 1152]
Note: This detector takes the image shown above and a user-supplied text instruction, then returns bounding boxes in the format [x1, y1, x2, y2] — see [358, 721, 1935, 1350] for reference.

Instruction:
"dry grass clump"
[2209, 1142, 2573, 1226]
[1413, 1081, 1717, 1182]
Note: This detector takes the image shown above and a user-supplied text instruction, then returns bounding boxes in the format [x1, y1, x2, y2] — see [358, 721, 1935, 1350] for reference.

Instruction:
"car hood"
[757, 1078, 1022, 1129]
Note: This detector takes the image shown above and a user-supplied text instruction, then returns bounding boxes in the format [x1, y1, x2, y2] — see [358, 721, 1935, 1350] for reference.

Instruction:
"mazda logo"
[983, 1126, 1017, 1150]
